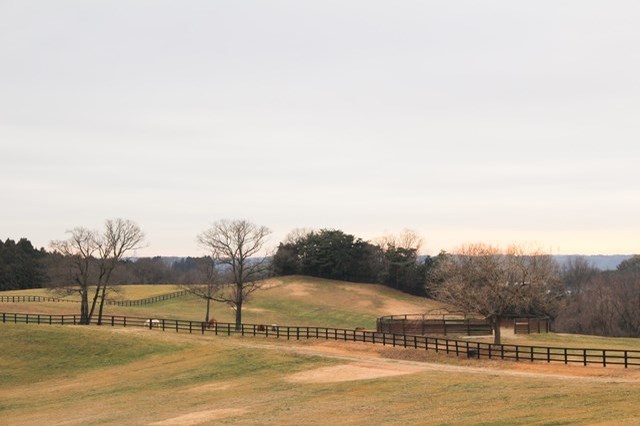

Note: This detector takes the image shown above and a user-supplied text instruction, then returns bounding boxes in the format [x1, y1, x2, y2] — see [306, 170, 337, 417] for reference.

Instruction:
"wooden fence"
[378, 314, 551, 336]
[0, 290, 189, 306]
[377, 314, 492, 336]
[2, 311, 639, 368]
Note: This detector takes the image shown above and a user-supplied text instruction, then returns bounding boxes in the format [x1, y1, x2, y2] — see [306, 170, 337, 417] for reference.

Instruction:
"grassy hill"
[3, 277, 640, 424]
[0, 276, 448, 329]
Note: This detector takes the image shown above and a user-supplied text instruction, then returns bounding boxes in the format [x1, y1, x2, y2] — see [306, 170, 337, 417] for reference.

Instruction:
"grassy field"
[0, 276, 447, 329]
[2, 323, 640, 425]
[3, 277, 640, 424]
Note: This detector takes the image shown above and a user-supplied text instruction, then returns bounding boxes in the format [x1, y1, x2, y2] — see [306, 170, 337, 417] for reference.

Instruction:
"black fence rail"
[105, 290, 189, 306]
[3, 311, 640, 369]
[0, 290, 190, 306]
[0, 295, 76, 303]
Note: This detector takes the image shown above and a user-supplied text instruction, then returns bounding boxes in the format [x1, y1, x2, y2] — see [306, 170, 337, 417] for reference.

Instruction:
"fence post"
[516, 346, 519, 361]
[624, 351, 628, 368]
[564, 348, 568, 364]
[547, 347, 550, 363]
[530, 347, 534, 362]
[583, 349, 587, 366]
[603, 350, 606, 368]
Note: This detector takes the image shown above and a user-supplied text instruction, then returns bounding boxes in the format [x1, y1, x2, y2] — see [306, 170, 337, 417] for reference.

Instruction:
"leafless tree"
[431, 243, 563, 344]
[283, 228, 313, 245]
[376, 229, 423, 252]
[50, 218, 145, 325]
[561, 256, 599, 295]
[197, 219, 271, 330]
[51, 227, 98, 324]
[180, 257, 225, 323]
[94, 219, 145, 324]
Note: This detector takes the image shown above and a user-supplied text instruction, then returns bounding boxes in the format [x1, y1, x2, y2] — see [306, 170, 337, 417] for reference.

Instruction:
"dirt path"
[232, 339, 640, 384]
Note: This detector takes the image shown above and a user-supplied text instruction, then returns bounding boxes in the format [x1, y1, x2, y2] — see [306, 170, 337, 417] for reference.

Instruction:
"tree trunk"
[88, 285, 101, 324]
[205, 298, 211, 323]
[235, 300, 242, 330]
[96, 284, 108, 325]
[80, 290, 89, 325]
[492, 316, 502, 345]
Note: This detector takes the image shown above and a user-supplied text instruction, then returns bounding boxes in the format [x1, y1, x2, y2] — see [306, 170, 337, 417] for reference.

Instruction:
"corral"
[376, 310, 551, 336]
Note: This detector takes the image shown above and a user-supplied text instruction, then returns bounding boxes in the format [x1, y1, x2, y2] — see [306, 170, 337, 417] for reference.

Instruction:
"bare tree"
[197, 219, 271, 330]
[431, 243, 563, 344]
[51, 227, 98, 324]
[51, 218, 145, 325]
[283, 228, 313, 245]
[376, 229, 423, 252]
[180, 257, 224, 324]
[94, 219, 145, 324]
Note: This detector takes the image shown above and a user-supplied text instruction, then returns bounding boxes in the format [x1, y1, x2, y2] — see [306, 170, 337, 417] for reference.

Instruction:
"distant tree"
[617, 255, 640, 273]
[561, 256, 599, 295]
[376, 229, 423, 253]
[424, 251, 448, 298]
[431, 243, 563, 344]
[51, 219, 145, 325]
[272, 242, 300, 276]
[278, 229, 384, 282]
[382, 245, 426, 296]
[197, 219, 271, 330]
[0, 238, 47, 291]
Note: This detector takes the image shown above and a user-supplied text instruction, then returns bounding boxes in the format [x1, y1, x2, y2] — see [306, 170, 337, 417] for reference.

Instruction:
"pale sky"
[1, 1, 639, 257]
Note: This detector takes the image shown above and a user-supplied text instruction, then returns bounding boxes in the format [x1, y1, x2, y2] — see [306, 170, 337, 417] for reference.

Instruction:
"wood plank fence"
[0, 290, 189, 306]
[2, 311, 639, 368]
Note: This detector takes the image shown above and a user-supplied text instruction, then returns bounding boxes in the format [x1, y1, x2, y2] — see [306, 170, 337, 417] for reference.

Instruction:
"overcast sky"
[1, 1, 639, 257]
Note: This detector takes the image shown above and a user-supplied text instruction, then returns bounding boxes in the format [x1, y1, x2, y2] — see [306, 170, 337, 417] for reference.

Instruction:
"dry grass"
[0, 276, 448, 328]
[3, 323, 640, 425]
[6, 277, 640, 425]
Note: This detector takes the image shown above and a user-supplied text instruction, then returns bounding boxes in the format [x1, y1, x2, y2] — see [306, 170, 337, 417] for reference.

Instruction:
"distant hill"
[553, 255, 633, 271]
